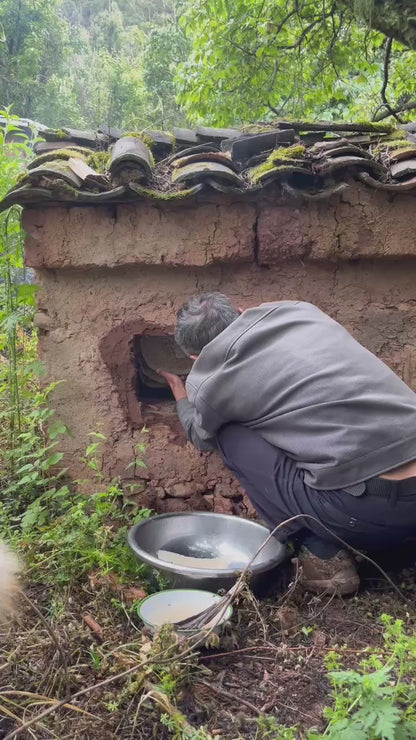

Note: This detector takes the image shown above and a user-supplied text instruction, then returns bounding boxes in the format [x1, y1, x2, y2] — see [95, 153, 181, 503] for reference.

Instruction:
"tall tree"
[0, 0, 72, 118]
[142, 4, 190, 129]
[0, 0, 188, 130]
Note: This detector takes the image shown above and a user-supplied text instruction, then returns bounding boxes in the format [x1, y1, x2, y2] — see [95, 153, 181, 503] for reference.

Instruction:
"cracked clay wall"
[23, 183, 416, 515]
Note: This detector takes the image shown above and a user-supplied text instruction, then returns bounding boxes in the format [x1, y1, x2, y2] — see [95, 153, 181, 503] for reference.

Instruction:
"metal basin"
[128, 512, 287, 590]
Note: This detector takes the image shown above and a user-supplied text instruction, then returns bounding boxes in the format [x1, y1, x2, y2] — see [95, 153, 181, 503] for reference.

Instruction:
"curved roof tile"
[1, 119, 416, 212]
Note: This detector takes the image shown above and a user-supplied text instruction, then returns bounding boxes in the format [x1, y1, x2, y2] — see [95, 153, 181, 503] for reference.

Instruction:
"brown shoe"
[295, 548, 360, 596]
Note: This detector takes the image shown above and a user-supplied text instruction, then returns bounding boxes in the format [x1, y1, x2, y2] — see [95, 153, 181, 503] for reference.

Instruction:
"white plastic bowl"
[137, 589, 233, 634]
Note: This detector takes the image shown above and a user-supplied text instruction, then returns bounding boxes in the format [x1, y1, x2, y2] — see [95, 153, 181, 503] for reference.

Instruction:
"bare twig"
[196, 679, 261, 715]
[200, 644, 388, 662]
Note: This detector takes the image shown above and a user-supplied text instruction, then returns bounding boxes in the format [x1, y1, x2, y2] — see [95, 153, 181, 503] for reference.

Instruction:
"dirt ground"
[1, 550, 415, 740]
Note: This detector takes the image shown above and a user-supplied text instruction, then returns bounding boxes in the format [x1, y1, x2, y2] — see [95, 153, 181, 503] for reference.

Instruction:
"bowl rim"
[137, 587, 233, 627]
[128, 511, 286, 576]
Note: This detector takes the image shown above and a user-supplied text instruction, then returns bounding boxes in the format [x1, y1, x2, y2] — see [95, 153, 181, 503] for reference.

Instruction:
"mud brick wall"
[23, 183, 416, 515]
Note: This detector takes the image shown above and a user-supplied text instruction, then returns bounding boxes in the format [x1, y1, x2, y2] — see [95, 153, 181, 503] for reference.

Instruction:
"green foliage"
[0, 0, 188, 130]
[255, 715, 299, 739]
[1, 387, 153, 587]
[2, 0, 415, 132]
[176, 0, 416, 125]
[320, 616, 416, 740]
[14, 474, 152, 586]
[142, 6, 190, 129]
[0, 127, 152, 596]
[0, 112, 37, 462]
[253, 616, 416, 739]
[0, 0, 72, 119]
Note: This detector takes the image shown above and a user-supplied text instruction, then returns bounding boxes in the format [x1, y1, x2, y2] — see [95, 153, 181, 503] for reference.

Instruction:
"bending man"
[159, 294, 416, 595]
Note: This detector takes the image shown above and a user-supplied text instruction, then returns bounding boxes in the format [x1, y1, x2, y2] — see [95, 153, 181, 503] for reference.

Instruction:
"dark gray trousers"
[216, 424, 416, 558]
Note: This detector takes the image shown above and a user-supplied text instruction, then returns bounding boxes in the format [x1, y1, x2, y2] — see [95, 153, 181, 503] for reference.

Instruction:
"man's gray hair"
[175, 292, 239, 356]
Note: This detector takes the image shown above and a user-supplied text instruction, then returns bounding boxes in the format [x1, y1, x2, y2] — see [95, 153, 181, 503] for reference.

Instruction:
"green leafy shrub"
[0, 116, 153, 593]
[255, 616, 416, 740]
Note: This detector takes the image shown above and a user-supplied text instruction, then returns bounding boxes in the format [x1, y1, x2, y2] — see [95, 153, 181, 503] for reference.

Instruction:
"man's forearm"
[176, 399, 217, 452]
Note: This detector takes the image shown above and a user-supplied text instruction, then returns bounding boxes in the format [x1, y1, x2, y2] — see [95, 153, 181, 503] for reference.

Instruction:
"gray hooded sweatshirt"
[177, 301, 416, 491]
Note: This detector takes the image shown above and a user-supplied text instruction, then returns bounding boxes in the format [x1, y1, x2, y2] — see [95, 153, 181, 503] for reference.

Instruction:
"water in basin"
[157, 534, 256, 570]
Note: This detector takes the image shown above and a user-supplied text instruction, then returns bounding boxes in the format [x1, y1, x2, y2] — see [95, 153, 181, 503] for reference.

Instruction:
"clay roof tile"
[1, 117, 416, 212]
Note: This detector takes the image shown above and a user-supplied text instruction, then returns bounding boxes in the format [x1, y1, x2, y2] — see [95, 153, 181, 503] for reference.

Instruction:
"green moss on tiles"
[16, 170, 29, 184]
[139, 132, 154, 150]
[86, 150, 111, 173]
[249, 144, 306, 183]
[29, 148, 89, 168]
[52, 181, 81, 198]
[381, 139, 414, 151]
[45, 128, 69, 140]
[46, 160, 75, 174]
[131, 184, 199, 200]
[272, 144, 306, 161]
[123, 131, 154, 148]
[383, 129, 407, 140]
[240, 124, 275, 134]
[354, 120, 396, 133]
[28, 160, 72, 177]
[249, 159, 276, 183]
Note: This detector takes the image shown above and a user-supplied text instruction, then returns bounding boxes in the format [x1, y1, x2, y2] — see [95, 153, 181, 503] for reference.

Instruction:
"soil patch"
[0, 556, 415, 739]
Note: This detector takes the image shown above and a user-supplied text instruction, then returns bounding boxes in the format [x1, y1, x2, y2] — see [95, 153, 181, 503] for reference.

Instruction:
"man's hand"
[157, 369, 188, 401]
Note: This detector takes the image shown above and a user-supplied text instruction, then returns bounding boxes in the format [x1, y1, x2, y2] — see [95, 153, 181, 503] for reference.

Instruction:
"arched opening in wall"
[133, 334, 192, 407]
[99, 322, 192, 430]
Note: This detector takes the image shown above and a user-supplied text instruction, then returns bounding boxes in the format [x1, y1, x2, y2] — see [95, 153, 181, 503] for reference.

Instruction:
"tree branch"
[274, 12, 333, 51]
[373, 99, 416, 122]
[377, 37, 403, 123]
[269, 8, 297, 39]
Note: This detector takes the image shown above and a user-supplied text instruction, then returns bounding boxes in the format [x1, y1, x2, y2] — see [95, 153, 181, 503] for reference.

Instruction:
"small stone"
[214, 483, 240, 499]
[163, 498, 189, 513]
[166, 483, 194, 498]
[189, 492, 210, 511]
[33, 311, 55, 330]
[206, 479, 219, 489]
[123, 586, 147, 606]
[213, 496, 234, 515]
